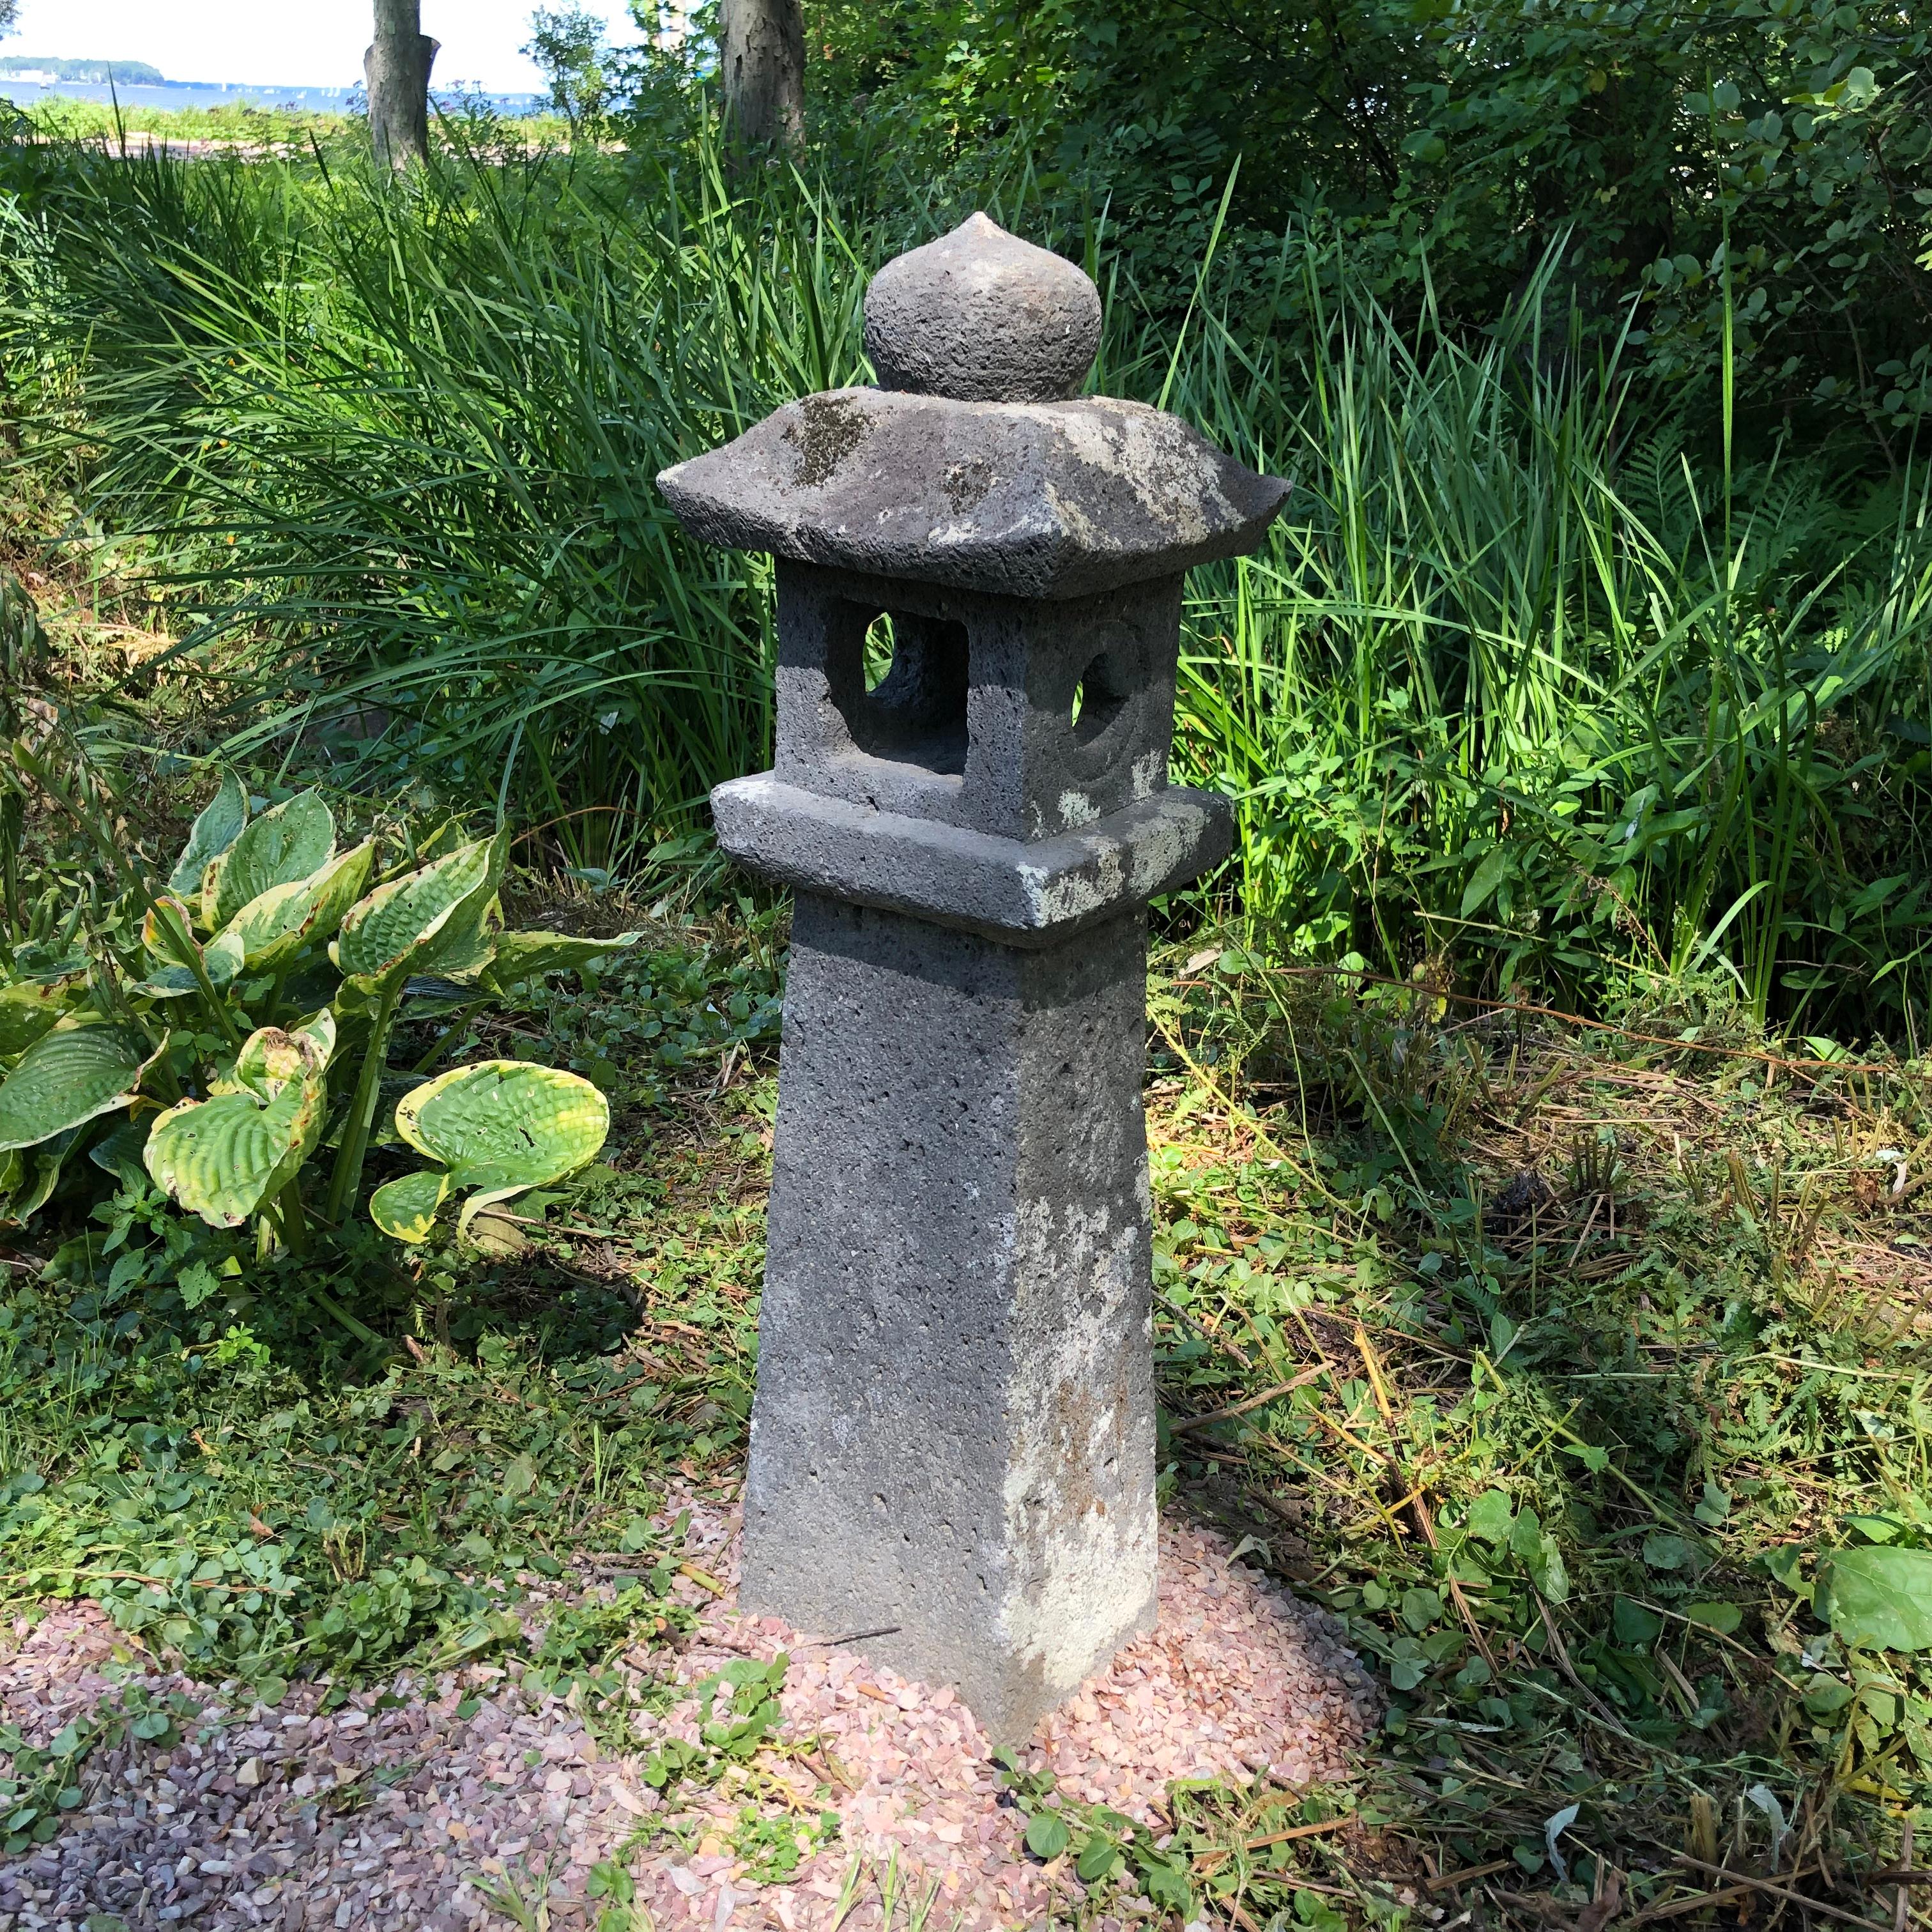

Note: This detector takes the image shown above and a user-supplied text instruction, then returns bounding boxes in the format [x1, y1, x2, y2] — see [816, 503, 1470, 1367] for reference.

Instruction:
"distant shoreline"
[0, 77, 546, 115]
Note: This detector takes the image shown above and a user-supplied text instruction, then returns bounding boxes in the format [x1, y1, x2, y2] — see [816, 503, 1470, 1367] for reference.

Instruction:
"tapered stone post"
[657, 214, 1287, 1742]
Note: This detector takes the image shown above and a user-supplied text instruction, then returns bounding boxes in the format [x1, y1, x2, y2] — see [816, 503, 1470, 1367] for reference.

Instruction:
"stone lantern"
[658, 214, 1287, 1741]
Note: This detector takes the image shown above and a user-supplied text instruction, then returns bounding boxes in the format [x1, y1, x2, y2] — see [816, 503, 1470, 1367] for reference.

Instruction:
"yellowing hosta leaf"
[221, 841, 374, 971]
[396, 1059, 609, 1183]
[0, 979, 75, 1058]
[0, 1020, 164, 1151]
[210, 790, 335, 930]
[484, 930, 645, 992]
[142, 896, 202, 971]
[232, 1022, 331, 1101]
[145, 1025, 328, 1227]
[369, 1167, 452, 1243]
[289, 1008, 337, 1063]
[333, 833, 505, 993]
[167, 771, 249, 898]
[372, 1060, 608, 1243]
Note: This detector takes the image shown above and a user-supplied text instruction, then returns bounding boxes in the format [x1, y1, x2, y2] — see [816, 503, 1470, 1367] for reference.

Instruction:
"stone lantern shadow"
[659, 212, 1287, 1743]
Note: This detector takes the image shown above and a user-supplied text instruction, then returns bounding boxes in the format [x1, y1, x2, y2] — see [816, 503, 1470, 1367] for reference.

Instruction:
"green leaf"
[1762, 1545, 1809, 1597]
[144, 1026, 329, 1227]
[167, 771, 249, 898]
[1509, 1505, 1544, 1560]
[136, 898, 244, 999]
[1528, 1533, 1570, 1604]
[88, 1118, 150, 1188]
[0, 1127, 76, 1228]
[334, 833, 505, 993]
[209, 790, 335, 930]
[373, 1059, 608, 1245]
[1460, 844, 1512, 917]
[1642, 1531, 1691, 1572]
[220, 841, 374, 971]
[175, 1261, 221, 1309]
[1694, 1479, 1733, 1526]
[1845, 1515, 1905, 1544]
[1612, 1596, 1663, 1648]
[1820, 1546, 1932, 1652]
[1140, 1854, 1192, 1912]
[234, 1013, 337, 1096]
[1077, 1834, 1123, 1882]
[1464, 1489, 1515, 1545]
[483, 929, 645, 993]
[1025, 1810, 1071, 1859]
[1804, 1675, 1855, 1717]
[369, 1168, 452, 1243]
[0, 1022, 161, 1151]
[1685, 1600, 1742, 1636]
[1400, 1586, 1443, 1631]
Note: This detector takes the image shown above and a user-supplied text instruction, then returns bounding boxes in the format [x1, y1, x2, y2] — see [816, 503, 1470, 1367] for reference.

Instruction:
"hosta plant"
[0, 763, 637, 1275]
[369, 1061, 611, 1244]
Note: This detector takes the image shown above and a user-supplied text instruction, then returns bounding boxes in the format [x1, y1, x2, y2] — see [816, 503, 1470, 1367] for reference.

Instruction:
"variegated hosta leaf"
[400, 820, 471, 870]
[167, 771, 249, 898]
[369, 1168, 452, 1243]
[0, 1021, 164, 1153]
[407, 829, 509, 983]
[144, 1026, 329, 1227]
[289, 1008, 337, 1063]
[208, 790, 335, 931]
[136, 920, 243, 1001]
[397, 1059, 610, 1184]
[230, 1020, 334, 1102]
[332, 832, 506, 994]
[484, 930, 645, 993]
[0, 979, 76, 1057]
[219, 841, 375, 972]
[143, 896, 202, 972]
[373, 1059, 609, 1243]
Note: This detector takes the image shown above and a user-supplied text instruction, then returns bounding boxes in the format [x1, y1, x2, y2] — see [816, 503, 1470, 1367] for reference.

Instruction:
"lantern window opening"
[829, 598, 969, 783]
[1069, 648, 1131, 749]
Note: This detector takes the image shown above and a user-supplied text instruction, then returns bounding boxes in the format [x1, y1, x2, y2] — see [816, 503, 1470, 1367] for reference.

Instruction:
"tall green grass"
[1, 126, 1928, 1039]
[0, 128, 870, 870]
[1157, 257, 1932, 1032]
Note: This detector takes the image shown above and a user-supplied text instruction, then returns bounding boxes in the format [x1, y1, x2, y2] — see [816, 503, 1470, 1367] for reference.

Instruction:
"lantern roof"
[656, 215, 1287, 602]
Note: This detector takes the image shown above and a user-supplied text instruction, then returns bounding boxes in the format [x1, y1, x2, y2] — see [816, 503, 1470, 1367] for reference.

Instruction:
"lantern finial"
[863, 211, 1101, 404]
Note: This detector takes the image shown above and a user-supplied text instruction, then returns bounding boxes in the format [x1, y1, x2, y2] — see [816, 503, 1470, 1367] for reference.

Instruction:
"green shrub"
[0, 748, 628, 1300]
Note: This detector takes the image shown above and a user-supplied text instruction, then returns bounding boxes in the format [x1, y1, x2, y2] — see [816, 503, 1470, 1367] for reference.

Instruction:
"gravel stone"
[0, 1498, 1374, 1929]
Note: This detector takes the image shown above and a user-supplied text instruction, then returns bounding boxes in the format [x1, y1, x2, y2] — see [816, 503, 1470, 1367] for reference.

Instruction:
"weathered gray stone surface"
[712, 774, 1231, 944]
[655, 388, 1289, 601]
[863, 210, 1101, 403]
[658, 211, 1285, 1741]
[740, 894, 1159, 1741]
[770, 563, 1184, 841]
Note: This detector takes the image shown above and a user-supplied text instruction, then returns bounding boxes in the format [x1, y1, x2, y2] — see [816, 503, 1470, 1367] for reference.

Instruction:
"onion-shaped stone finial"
[863, 211, 1101, 404]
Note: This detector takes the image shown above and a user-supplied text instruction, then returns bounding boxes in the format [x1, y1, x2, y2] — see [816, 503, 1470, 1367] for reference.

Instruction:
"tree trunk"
[719, 0, 804, 162]
[366, 0, 438, 171]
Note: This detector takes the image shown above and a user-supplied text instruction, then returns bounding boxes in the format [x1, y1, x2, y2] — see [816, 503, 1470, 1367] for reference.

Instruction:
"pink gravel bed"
[0, 1503, 1375, 1931]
